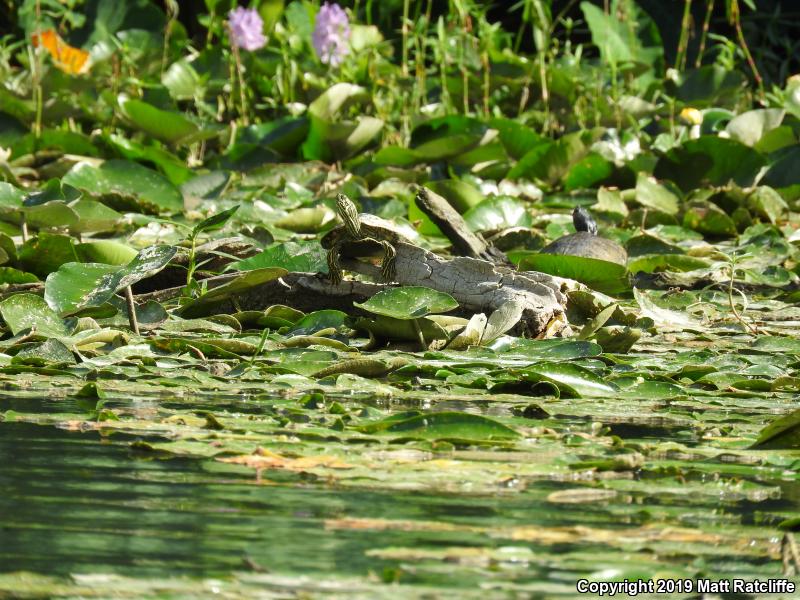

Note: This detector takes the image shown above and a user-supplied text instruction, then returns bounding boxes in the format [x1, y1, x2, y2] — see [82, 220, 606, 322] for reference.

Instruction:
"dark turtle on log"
[540, 207, 627, 266]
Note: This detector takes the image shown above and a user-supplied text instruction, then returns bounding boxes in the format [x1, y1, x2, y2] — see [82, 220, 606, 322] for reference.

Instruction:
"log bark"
[414, 186, 510, 266]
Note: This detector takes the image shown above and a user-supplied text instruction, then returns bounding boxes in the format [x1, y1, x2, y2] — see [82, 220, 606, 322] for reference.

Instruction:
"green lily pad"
[519, 253, 629, 295]
[354, 287, 458, 320]
[358, 411, 520, 441]
[63, 160, 184, 216]
[0, 293, 68, 337]
[230, 241, 328, 273]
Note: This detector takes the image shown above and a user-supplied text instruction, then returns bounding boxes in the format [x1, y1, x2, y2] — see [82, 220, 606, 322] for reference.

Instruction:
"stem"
[675, 0, 692, 71]
[32, 0, 43, 139]
[228, 24, 249, 125]
[125, 286, 140, 335]
[412, 318, 427, 351]
[730, 0, 764, 100]
[727, 256, 758, 335]
[695, 0, 715, 67]
[401, 0, 410, 77]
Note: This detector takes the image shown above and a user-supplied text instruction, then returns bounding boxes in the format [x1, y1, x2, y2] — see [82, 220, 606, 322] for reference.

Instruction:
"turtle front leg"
[327, 244, 343, 285]
[379, 240, 397, 282]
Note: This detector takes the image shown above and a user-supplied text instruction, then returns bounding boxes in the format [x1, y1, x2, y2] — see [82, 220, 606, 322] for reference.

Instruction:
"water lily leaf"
[63, 160, 184, 215]
[44, 262, 127, 317]
[725, 108, 784, 147]
[0, 182, 24, 214]
[751, 408, 800, 449]
[307, 83, 369, 121]
[69, 199, 124, 233]
[635, 174, 680, 215]
[481, 300, 524, 345]
[464, 197, 532, 232]
[520, 362, 618, 398]
[682, 201, 737, 237]
[178, 267, 287, 318]
[627, 253, 711, 274]
[358, 411, 520, 440]
[18, 233, 79, 278]
[564, 153, 615, 191]
[746, 186, 787, 224]
[75, 241, 138, 265]
[12, 338, 75, 366]
[350, 315, 449, 342]
[274, 205, 336, 232]
[289, 310, 348, 335]
[354, 287, 458, 320]
[0, 293, 68, 337]
[75, 245, 177, 311]
[230, 241, 328, 273]
[106, 134, 194, 186]
[653, 136, 766, 192]
[761, 145, 800, 200]
[118, 95, 213, 146]
[668, 65, 747, 106]
[426, 179, 484, 213]
[23, 201, 79, 230]
[519, 253, 629, 295]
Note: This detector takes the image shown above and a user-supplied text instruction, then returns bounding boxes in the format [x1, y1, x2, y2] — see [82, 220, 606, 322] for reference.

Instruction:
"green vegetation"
[0, 0, 799, 596]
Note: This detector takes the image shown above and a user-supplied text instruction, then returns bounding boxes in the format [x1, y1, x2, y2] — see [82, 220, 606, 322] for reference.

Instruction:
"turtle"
[540, 207, 627, 266]
[322, 193, 409, 285]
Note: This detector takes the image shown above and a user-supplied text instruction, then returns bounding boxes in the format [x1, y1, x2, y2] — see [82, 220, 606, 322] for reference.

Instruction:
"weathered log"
[414, 186, 510, 266]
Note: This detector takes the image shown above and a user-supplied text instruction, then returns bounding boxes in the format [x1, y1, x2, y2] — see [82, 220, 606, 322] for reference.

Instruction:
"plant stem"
[401, 0, 410, 77]
[675, 0, 692, 71]
[125, 286, 140, 335]
[695, 0, 715, 67]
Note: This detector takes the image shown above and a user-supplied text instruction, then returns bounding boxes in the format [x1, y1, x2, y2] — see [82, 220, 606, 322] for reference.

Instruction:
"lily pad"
[354, 287, 458, 320]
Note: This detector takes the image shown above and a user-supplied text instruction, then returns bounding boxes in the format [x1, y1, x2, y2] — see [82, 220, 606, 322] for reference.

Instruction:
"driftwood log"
[136, 186, 570, 337]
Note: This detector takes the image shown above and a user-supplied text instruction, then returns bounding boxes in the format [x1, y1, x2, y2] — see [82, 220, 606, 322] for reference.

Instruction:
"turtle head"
[336, 193, 361, 238]
[572, 207, 598, 235]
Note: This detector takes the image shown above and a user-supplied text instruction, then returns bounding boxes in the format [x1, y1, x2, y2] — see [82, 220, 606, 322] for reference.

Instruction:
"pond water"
[1, 393, 798, 598]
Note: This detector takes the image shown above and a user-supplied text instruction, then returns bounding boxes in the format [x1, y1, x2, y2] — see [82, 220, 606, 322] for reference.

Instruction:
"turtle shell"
[540, 232, 627, 266]
[321, 214, 414, 249]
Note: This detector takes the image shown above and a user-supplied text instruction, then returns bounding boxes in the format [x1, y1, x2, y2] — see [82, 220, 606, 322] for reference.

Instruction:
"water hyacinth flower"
[228, 6, 266, 51]
[312, 2, 350, 67]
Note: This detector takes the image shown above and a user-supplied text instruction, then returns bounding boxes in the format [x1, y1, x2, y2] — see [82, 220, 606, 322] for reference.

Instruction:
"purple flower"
[312, 2, 350, 67]
[228, 7, 266, 51]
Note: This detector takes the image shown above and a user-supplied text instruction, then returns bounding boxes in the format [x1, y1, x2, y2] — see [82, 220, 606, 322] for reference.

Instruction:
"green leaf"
[69, 199, 124, 233]
[191, 205, 239, 238]
[682, 201, 737, 237]
[75, 241, 138, 265]
[358, 411, 520, 440]
[0, 293, 68, 337]
[45, 262, 120, 316]
[354, 287, 458, 320]
[751, 408, 800, 449]
[668, 66, 747, 106]
[725, 108, 785, 147]
[118, 95, 215, 146]
[635, 174, 680, 215]
[464, 197, 532, 232]
[229, 241, 328, 273]
[519, 254, 629, 295]
[62, 160, 184, 215]
[653, 136, 766, 192]
[75, 245, 177, 312]
[178, 268, 288, 318]
[521, 362, 619, 398]
[18, 233, 79, 278]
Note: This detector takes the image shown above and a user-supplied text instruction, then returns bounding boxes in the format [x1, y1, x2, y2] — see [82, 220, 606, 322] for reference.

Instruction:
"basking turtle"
[540, 207, 627, 266]
[322, 193, 409, 285]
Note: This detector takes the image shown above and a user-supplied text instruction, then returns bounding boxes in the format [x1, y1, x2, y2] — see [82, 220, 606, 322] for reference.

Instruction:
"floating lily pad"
[354, 287, 458, 320]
